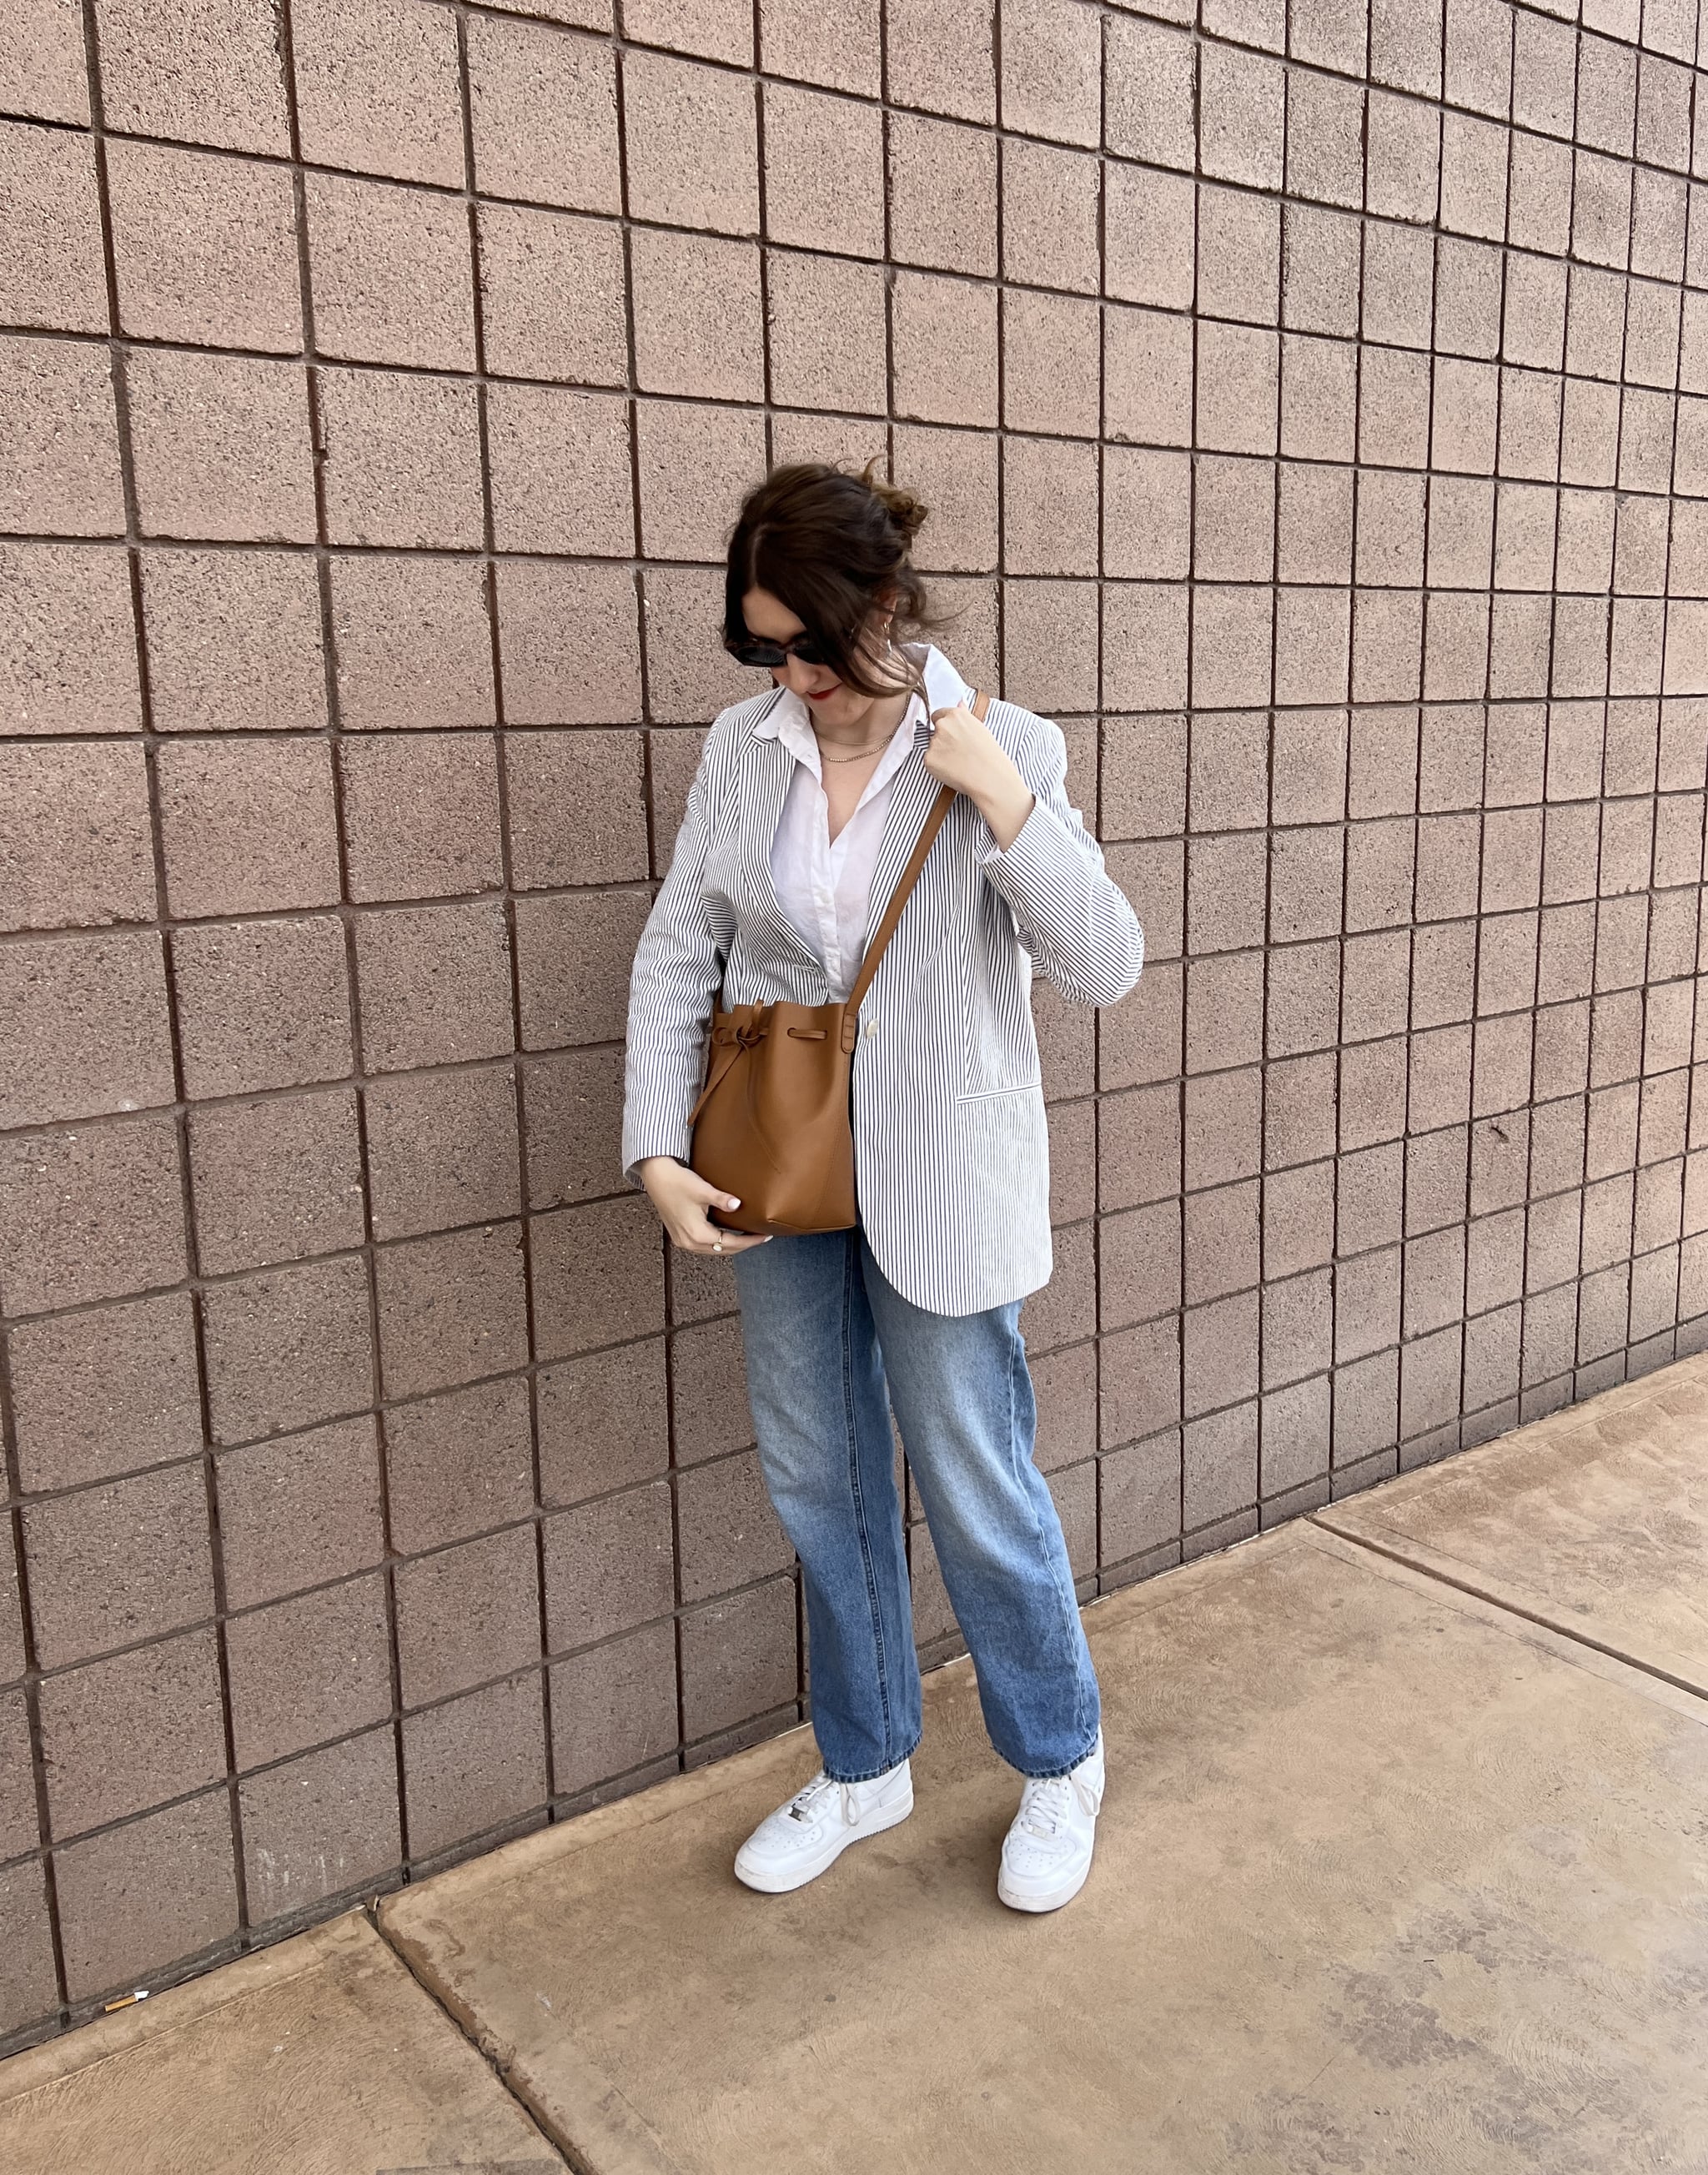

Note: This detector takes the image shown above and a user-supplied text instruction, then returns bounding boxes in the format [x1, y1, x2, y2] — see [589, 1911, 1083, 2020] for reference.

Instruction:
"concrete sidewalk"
[4, 1359, 1706, 2175]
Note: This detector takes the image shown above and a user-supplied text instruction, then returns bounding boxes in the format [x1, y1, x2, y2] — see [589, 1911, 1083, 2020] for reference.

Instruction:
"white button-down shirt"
[764, 644, 972, 1002]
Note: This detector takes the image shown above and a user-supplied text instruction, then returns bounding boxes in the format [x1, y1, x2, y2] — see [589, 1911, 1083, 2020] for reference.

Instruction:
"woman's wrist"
[975, 774, 1037, 852]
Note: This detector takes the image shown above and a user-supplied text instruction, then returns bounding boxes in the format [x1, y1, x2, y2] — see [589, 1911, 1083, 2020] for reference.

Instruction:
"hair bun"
[858, 460, 929, 547]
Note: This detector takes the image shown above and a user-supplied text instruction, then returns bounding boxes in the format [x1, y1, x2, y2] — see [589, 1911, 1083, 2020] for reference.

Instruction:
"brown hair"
[723, 457, 960, 700]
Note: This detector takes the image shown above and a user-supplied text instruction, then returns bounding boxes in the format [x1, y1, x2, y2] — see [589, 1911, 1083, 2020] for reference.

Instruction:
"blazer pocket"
[953, 1076, 1042, 1106]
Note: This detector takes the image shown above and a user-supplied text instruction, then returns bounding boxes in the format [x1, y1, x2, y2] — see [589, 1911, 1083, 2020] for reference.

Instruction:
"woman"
[621, 460, 1144, 1913]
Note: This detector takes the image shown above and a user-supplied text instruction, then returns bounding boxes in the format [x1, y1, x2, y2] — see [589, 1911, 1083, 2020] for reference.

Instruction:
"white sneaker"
[997, 1728, 1104, 1913]
[732, 1760, 914, 1893]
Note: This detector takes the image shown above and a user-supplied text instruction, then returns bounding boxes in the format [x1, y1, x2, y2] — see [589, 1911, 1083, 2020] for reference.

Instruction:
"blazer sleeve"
[620, 751, 723, 1183]
[976, 716, 1145, 1007]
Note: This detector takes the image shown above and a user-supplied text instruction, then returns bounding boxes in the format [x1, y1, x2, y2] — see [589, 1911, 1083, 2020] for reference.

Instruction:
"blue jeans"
[731, 1228, 1100, 1782]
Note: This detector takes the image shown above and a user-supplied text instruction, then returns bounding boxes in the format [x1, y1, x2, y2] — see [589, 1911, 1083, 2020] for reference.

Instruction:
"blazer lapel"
[862, 726, 946, 949]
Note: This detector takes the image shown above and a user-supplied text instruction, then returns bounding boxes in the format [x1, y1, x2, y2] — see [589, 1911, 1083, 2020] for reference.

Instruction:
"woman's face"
[740, 585, 897, 732]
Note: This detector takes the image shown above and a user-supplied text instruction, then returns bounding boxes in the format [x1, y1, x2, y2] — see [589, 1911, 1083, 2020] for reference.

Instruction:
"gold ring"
[712, 1241, 723, 1253]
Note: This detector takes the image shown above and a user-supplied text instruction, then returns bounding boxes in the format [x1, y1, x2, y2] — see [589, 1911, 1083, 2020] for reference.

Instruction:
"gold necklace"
[817, 738, 891, 764]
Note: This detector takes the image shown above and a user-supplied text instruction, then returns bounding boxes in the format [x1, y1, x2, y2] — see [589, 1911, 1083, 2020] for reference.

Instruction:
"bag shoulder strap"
[846, 686, 989, 1016]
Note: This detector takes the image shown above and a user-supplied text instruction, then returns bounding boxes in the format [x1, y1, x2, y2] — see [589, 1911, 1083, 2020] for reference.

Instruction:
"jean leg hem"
[1005, 1723, 1102, 1783]
[821, 1731, 922, 1786]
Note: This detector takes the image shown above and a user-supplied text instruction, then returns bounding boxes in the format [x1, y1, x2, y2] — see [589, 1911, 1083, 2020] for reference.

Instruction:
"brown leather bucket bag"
[689, 688, 991, 1237]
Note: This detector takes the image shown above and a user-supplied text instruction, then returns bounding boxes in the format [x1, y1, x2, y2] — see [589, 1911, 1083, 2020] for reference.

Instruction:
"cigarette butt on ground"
[103, 1990, 149, 2012]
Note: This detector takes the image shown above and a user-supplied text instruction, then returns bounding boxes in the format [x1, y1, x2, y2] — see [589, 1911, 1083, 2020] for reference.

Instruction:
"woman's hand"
[638, 1157, 771, 1255]
[925, 703, 1037, 850]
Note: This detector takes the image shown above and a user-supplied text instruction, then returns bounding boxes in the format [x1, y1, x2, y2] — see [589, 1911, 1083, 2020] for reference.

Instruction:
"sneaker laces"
[1014, 1772, 1076, 1841]
[785, 1773, 840, 1825]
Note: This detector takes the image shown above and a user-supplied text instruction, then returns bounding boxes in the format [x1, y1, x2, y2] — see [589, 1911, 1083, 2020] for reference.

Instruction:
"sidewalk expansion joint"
[1307, 1511, 1708, 1709]
[362, 1899, 596, 2175]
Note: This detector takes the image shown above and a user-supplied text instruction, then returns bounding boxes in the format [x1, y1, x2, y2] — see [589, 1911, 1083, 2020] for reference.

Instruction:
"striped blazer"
[620, 644, 1145, 1315]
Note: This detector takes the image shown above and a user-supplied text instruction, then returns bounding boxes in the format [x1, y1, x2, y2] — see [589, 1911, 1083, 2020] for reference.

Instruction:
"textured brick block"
[680, 1575, 797, 1742]
[397, 1525, 540, 1708]
[401, 1672, 546, 1861]
[141, 548, 325, 732]
[489, 424, 630, 591]
[54, 1791, 238, 2002]
[888, 110, 997, 278]
[1099, 1313, 1181, 1448]
[8, 1289, 200, 1492]
[513, 882, 652, 1052]
[888, 268, 998, 428]
[127, 349, 314, 543]
[666, 1311, 751, 1467]
[1199, 42, 1285, 189]
[339, 733, 503, 902]
[1, 0, 88, 123]
[0, 929, 173, 1129]
[1003, 436, 1098, 577]
[0, 1853, 53, 2036]
[1104, 166, 1193, 312]
[629, 227, 765, 401]
[762, 82, 884, 257]
[677, 1449, 791, 1604]
[316, 368, 482, 549]
[364, 1063, 520, 1240]
[225, 1574, 392, 1769]
[107, 139, 299, 353]
[497, 560, 642, 726]
[1099, 1199, 1181, 1329]
[466, 13, 620, 212]
[1002, 138, 1099, 296]
[0, 741, 153, 932]
[1, 335, 123, 536]
[239, 1727, 400, 1924]
[188, 1088, 364, 1275]
[544, 1479, 675, 1651]
[767, 250, 889, 415]
[1003, 289, 1099, 438]
[478, 203, 627, 384]
[384, 1375, 535, 1556]
[202, 1253, 373, 1445]
[539, 1337, 668, 1505]
[532, 1194, 666, 1361]
[329, 555, 494, 731]
[624, 48, 757, 235]
[709, 564, 825, 718]
[375, 1220, 529, 1400]
[998, 4, 1094, 145]
[24, 1462, 214, 1669]
[354, 899, 514, 1071]
[523, 1046, 623, 1209]
[630, 0, 748, 63]
[0, 1116, 185, 1315]
[550, 1617, 678, 1796]
[289, 0, 465, 185]
[1106, 15, 1194, 168]
[157, 738, 340, 919]
[1099, 1429, 1180, 1561]
[304, 173, 474, 370]
[2, 120, 106, 332]
[40, 1629, 224, 1836]
[97, 0, 288, 153]
[506, 730, 648, 889]
[172, 915, 352, 1098]
[1104, 314, 1188, 465]
[882, 0, 985, 115]
[217, 1413, 383, 1611]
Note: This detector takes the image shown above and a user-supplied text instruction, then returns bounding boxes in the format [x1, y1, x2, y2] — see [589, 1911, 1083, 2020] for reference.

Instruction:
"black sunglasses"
[725, 629, 834, 670]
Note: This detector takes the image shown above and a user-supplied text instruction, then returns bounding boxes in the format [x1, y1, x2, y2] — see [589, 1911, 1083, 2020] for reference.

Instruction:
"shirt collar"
[751, 642, 973, 751]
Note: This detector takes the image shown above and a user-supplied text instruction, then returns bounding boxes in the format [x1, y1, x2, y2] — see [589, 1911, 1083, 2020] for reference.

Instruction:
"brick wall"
[5, 0, 1708, 2048]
